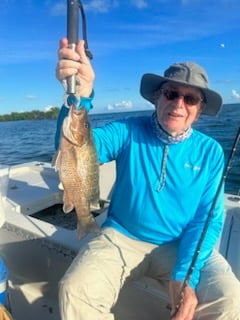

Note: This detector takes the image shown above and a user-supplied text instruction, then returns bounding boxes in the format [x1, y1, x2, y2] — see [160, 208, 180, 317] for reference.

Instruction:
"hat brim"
[140, 73, 222, 116]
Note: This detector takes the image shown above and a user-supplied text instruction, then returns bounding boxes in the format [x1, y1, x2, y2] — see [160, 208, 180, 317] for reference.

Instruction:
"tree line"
[0, 107, 60, 121]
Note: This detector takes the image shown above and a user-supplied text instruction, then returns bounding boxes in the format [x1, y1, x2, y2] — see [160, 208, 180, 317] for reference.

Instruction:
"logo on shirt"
[184, 163, 201, 171]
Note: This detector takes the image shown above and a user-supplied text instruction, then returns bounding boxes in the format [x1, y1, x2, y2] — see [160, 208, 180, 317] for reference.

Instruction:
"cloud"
[107, 100, 133, 110]
[130, 0, 148, 9]
[85, 0, 119, 13]
[44, 105, 55, 112]
[50, 2, 66, 16]
[0, 40, 56, 65]
[49, 0, 119, 15]
[215, 79, 232, 84]
[232, 90, 240, 100]
[25, 95, 37, 100]
[84, 0, 147, 12]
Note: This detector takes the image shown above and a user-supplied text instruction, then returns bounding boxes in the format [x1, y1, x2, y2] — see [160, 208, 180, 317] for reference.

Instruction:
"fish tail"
[77, 216, 100, 240]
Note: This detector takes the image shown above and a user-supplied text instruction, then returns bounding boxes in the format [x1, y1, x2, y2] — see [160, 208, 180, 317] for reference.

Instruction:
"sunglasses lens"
[184, 95, 200, 105]
[163, 89, 178, 100]
[162, 89, 201, 106]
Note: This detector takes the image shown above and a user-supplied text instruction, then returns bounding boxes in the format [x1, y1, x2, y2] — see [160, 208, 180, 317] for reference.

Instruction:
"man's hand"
[170, 280, 198, 320]
[56, 38, 95, 98]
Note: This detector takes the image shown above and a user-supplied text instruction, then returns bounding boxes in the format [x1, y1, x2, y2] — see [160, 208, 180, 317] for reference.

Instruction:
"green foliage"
[0, 107, 60, 121]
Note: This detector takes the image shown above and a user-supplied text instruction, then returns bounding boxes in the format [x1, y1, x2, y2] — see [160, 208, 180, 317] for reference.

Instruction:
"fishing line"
[171, 126, 240, 318]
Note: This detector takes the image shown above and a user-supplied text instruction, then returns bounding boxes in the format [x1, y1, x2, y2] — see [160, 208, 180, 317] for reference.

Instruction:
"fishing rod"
[66, 0, 93, 95]
[171, 127, 240, 318]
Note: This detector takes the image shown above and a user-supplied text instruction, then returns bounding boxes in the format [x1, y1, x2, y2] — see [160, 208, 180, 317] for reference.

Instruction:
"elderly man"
[55, 38, 240, 320]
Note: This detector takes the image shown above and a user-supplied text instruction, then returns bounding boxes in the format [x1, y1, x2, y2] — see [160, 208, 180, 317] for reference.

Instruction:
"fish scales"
[53, 106, 100, 239]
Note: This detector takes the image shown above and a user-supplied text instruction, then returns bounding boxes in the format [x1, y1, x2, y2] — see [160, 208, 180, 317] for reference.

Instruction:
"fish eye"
[84, 122, 89, 129]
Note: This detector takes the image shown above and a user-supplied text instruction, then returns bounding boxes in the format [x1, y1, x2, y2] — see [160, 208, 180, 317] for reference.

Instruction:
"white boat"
[0, 161, 240, 319]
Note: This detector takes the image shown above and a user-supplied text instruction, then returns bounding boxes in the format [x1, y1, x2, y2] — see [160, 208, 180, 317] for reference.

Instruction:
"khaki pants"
[59, 228, 240, 319]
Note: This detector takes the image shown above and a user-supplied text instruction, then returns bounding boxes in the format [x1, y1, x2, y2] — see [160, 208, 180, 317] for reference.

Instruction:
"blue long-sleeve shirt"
[55, 106, 225, 288]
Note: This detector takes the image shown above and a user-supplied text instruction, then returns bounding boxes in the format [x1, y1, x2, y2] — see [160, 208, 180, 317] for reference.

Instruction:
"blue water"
[0, 104, 239, 194]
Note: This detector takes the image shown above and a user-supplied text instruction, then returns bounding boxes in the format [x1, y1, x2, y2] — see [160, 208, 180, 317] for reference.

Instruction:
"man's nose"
[173, 95, 185, 107]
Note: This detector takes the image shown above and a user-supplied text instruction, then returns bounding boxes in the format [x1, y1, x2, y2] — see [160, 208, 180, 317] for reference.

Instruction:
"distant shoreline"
[0, 103, 239, 122]
[0, 107, 153, 122]
[0, 107, 60, 122]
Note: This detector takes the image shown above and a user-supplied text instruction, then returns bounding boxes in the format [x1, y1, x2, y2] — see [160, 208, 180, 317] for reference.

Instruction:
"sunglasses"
[161, 88, 204, 106]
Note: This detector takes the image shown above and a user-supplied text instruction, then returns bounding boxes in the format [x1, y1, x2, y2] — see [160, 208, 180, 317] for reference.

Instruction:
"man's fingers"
[56, 68, 79, 80]
[58, 59, 81, 69]
[169, 281, 198, 320]
[76, 40, 91, 64]
[56, 59, 81, 79]
[58, 47, 81, 61]
[172, 301, 196, 320]
[59, 38, 68, 49]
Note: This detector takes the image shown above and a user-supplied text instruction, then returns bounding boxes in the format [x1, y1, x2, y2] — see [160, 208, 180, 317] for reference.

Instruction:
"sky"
[1, 0, 240, 115]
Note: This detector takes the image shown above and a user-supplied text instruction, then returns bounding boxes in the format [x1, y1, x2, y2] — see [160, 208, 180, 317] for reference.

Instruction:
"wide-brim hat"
[140, 62, 222, 116]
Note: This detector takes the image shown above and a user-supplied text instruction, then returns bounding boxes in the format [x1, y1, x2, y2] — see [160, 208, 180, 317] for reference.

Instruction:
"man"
[55, 38, 240, 319]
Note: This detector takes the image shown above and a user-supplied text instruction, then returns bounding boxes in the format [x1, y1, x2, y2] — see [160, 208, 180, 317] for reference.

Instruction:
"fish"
[53, 105, 100, 239]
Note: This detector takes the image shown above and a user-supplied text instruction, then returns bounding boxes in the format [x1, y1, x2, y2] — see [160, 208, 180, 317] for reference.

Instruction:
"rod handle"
[66, 0, 79, 95]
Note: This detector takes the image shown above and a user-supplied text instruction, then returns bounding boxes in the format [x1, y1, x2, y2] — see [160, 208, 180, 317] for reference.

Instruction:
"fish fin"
[77, 216, 100, 240]
[90, 190, 100, 210]
[52, 150, 61, 171]
[63, 192, 74, 213]
[58, 182, 64, 190]
[90, 200, 101, 211]
[63, 202, 74, 213]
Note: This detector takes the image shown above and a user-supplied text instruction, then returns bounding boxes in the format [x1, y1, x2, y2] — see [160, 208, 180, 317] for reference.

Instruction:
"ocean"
[0, 104, 239, 194]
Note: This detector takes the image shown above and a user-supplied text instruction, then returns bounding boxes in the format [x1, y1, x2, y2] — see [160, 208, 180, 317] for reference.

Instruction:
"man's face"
[156, 82, 204, 136]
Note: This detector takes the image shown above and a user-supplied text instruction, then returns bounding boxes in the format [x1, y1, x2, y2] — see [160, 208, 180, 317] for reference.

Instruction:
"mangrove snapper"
[53, 105, 100, 239]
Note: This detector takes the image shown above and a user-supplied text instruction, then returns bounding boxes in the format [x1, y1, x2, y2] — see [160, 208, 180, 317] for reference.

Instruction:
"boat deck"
[1, 161, 240, 319]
